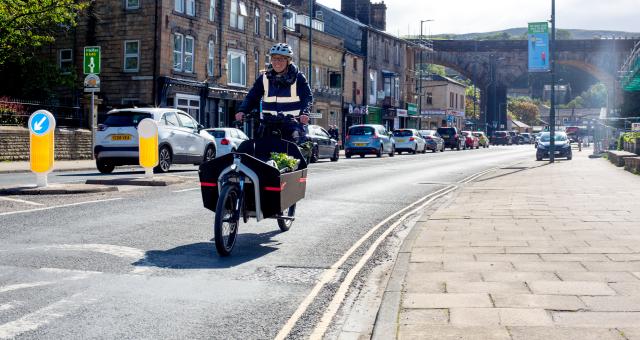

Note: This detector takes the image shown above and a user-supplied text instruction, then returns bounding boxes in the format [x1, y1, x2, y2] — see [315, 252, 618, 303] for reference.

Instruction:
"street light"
[418, 19, 434, 119]
[549, 0, 557, 162]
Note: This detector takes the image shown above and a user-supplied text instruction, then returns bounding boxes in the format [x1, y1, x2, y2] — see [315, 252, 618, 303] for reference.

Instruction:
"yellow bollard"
[138, 118, 158, 177]
[28, 110, 56, 187]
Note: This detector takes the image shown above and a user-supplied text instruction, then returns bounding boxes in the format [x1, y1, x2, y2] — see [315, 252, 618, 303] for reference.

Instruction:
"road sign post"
[28, 110, 56, 187]
[138, 118, 159, 178]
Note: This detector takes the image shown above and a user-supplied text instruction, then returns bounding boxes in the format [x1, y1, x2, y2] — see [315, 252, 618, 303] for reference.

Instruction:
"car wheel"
[346, 153, 352, 159]
[567, 154, 572, 160]
[359, 154, 365, 158]
[154, 146, 172, 173]
[376, 146, 383, 158]
[412, 146, 417, 154]
[310, 145, 319, 163]
[96, 160, 115, 174]
[330, 147, 339, 162]
[389, 145, 395, 157]
[204, 145, 216, 162]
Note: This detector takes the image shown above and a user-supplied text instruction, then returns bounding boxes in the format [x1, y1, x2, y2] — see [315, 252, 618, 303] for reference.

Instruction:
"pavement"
[373, 147, 640, 340]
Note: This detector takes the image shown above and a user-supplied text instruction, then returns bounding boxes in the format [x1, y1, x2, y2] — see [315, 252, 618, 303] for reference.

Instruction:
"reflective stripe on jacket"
[261, 73, 301, 116]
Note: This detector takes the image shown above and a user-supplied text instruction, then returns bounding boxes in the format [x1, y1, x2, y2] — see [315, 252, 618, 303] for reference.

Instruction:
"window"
[175, 95, 200, 121]
[395, 44, 400, 65]
[209, 0, 215, 21]
[175, 0, 183, 13]
[227, 50, 246, 86]
[186, 0, 195, 15]
[254, 50, 260, 78]
[265, 12, 271, 39]
[394, 76, 400, 101]
[384, 77, 391, 97]
[162, 112, 180, 126]
[126, 0, 140, 10]
[352, 81, 357, 102]
[59, 49, 73, 73]
[173, 34, 193, 73]
[450, 93, 454, 108]
[271, 14, 277, 40]
[175, 0, 195, 15]
[184, 36, 194, 73]
[284, 9, 296, 29]
[207, 40, 215, 77]
[426, 92, 433, 105]
[353, 58, 357, 72]
[254, 7, 260, 34]
[315, 66, 321, 87]
[455, 94, 458, 109]
[384, 42, 389, 61]
[173, 33, 183, 71]
[124, 40, 139, 72]
[329, 73, 341, 88]
[369, 70, 377, 104]
[230, 0, 246, 30]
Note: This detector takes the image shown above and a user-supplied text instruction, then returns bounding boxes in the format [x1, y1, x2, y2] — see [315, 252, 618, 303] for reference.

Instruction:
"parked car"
[95, 108, 217, 173]
[204, 127, 249, 157]
[565, 126, 581, 143]
[520, 132, 533, 144]
[536, 131, 572, 161]
[419, 130, 445, 152]
[508, 131, 522, 145]
[392, 129, 426, 154]
[304, 124, 339, 162]
[472, 131, 490, 148]
[462, 131, 480, 149]
[491, 131, 512, 145]
[436, 127, 465, 151]
[345, 124, 395, 158]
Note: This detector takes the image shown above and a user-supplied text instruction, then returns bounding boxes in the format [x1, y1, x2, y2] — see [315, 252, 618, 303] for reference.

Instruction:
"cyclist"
[235, 43, 313, 144]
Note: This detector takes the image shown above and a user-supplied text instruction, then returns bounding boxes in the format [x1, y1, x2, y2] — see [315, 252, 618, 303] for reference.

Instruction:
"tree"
[507, 97, 540, 126]
[562, 83, 607, 109]
[465, 86, 480, 120]
[0, 0, 88, 65]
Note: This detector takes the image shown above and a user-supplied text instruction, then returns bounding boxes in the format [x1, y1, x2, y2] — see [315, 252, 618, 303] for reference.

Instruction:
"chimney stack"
[370, 1, 387, 31]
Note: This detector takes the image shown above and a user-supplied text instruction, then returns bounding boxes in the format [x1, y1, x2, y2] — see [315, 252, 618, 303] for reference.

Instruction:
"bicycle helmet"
[269, 43, 293, 58]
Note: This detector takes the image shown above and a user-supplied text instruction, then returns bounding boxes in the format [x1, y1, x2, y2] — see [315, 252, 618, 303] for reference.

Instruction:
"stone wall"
[0, 127, 92, 161]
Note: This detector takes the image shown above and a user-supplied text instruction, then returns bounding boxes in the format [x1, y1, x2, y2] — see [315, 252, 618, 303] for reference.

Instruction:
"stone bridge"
[425, 39, 639, 130]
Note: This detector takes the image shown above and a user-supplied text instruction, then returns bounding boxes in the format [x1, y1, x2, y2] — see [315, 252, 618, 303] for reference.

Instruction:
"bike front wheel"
[214, 184, 241, 256]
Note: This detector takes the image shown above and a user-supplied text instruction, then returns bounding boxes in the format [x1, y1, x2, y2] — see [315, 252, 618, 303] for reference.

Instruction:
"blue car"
[345, 124, 395, 158]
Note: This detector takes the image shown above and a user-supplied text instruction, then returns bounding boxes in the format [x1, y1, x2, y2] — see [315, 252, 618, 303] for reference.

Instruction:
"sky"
[316, 0, 640, 36]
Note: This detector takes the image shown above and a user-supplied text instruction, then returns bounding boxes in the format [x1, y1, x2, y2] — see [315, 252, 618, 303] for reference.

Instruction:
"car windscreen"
[494, 132, 507, 137]
[472, 133, 482, 137]
[103, 111, 153, 127]
[540, 134, 567, 142]
[349, 126, 375, 136]
[207, 130, 226, 138]
[392, 130, 412, 137]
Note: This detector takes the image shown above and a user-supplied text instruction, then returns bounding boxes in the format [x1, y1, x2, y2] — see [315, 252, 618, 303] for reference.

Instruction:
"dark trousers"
[259, 113, 307, 145]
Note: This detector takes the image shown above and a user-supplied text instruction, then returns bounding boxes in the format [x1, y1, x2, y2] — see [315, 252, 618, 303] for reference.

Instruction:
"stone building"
[420, 74, 467, 130]
[45, 0, 286, 128]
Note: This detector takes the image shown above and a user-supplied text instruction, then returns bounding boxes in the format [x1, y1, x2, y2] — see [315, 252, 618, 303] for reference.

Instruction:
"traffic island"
[85, 175, 187, 187]
[0, 183, 118, 195]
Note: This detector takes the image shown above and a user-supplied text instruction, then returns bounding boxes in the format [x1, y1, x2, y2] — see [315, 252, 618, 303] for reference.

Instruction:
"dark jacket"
[238, 63, 313, 116]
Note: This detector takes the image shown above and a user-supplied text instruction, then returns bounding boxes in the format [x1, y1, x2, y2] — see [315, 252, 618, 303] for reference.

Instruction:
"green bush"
[618, 134, 625, 151]
[0, 97, 27, 126]
[622, 132, 640, 143]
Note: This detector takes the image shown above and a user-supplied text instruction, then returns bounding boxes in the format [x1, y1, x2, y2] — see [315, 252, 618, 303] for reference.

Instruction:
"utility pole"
[308, 0, 314, 87]
[418, 20, 433, 123]
[549, 0, 556, 163]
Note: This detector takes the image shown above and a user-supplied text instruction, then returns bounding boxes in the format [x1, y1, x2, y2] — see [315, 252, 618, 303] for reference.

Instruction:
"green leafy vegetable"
[270, 152, 299, 171]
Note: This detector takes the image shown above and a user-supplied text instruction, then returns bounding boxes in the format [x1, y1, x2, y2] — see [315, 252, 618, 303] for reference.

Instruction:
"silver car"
[95, 108, 217, 173]
[204, 127, 249, 157]
[393, 129, 426, 154]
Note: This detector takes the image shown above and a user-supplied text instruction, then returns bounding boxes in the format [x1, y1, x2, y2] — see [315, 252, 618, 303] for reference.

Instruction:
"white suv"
[95, 108, 216, 173]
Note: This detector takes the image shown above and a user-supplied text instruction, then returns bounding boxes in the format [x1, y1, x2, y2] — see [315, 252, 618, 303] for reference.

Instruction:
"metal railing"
[620, 41, 640, 91]
[0, 98, 83, 128]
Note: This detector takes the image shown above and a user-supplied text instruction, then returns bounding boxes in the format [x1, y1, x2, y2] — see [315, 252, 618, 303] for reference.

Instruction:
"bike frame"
[217, 154, 265, 221]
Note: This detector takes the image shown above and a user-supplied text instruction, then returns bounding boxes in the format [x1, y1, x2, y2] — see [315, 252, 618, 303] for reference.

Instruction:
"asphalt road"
[0, 145, 533, 339]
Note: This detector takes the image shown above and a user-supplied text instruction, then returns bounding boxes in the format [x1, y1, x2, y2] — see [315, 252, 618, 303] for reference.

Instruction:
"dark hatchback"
[491, 131, 512, 145]
[436, 127, 464, 151]
[304, 124, 339, 162]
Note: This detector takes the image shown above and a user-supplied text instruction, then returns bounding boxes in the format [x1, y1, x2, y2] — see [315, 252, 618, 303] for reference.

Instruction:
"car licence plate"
[354, 142, 367, 147]
[111, 134, 132, 141]
[396, 138, 406, 143]
[441, 135, 449, 138]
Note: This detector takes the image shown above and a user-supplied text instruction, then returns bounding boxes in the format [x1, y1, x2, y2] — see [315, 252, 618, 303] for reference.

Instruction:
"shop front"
[367, 106, 383, 125]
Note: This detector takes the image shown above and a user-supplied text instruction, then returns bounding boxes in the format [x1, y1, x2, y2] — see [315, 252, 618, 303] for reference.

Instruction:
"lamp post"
[549, 0, 557, 162]
[308, 0, 314, 87]
[418, 19, 434, 120]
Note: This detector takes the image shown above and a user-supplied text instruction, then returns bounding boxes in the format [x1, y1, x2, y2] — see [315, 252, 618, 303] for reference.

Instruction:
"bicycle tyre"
[214, 184, 240, 256]
[277, 204, 296, 232]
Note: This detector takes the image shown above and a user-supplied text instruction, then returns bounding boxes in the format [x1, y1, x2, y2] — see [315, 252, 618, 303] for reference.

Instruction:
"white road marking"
[0, 281, 54, 294]
[172, 187, 200, 193]
[0, 198, 123, 217]
[0, 292, 98, 339]
[0, 197, 44, 206]
[274, 185, 457, 340]
[32, 244, 145, 259]
[308, 186, 457, 339]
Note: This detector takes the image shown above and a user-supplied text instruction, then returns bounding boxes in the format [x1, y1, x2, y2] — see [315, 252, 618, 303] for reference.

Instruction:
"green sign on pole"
[83, 46, 101, 75]
[407, 103, 418, 116]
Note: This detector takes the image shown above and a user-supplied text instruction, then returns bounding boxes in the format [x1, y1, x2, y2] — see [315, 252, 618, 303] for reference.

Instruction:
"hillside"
[427, 28, 639, 40]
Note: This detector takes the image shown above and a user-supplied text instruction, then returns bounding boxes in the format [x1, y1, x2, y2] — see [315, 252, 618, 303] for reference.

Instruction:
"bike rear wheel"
[214, 184, 240, 256]
[277, 204, 296, 232]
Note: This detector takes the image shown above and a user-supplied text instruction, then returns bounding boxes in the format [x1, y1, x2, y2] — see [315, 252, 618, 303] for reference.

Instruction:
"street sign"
[632, 123, 640, 131]
[308, 112, 322, 119]
[84, 74, 100, 93]
[138, 118, 159, 177]
[28, 110, 56, 186]
[83, 46, 101, 75]
[528, 22, 550, 73]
